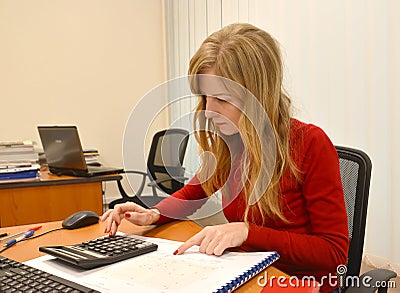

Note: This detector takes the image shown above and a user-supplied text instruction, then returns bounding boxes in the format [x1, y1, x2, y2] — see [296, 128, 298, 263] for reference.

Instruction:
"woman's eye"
[205, 96, 230, 103]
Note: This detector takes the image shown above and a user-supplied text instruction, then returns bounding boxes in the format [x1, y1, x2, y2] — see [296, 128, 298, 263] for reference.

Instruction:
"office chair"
[335, 146, 397, 292]
[109, 128, 189, 209]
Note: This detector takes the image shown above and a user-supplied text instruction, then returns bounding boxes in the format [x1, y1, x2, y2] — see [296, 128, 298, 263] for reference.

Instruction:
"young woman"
[101, 23, 348, 293]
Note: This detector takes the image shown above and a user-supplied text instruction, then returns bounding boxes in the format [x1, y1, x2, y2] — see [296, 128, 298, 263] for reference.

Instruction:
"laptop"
[38, 126, 123, 177]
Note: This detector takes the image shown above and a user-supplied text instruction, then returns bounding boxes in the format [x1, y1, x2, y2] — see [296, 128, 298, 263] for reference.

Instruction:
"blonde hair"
[189, 23, 300, 223]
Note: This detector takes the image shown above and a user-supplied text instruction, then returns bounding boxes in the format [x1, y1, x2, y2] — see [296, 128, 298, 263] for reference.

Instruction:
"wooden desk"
[0, 170, 122, 227]
[0, 220, 287, 292]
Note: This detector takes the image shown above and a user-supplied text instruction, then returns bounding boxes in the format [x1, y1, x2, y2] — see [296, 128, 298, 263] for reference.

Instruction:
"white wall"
[0, 0, 167, 200]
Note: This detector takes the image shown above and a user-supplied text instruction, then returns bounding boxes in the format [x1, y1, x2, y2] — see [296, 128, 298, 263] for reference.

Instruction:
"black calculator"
[39, 235, 158, 269]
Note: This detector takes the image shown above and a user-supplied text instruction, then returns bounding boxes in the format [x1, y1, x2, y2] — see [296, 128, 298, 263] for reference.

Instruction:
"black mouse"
[62, 210, 99, 230]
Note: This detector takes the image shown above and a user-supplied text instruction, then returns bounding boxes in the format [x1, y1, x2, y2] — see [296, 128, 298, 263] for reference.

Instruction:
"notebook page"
[26, 235, 278, 293]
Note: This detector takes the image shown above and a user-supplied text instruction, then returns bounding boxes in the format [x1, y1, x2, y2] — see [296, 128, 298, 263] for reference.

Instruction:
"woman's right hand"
[100, 202, 160, 236]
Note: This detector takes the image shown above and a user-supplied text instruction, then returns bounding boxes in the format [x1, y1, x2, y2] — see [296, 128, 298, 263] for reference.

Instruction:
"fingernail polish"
[125, 213, 131, 218]
[173, 250, 179, 255]
[109, 232, 113, 236]
[104, 228, 107, 233]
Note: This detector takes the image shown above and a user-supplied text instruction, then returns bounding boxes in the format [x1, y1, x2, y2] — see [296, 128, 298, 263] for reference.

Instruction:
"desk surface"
[0, 169, 122, 189]
[0, 220, 286, 292]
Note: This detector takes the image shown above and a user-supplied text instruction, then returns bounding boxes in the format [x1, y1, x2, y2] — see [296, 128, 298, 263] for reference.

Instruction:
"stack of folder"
[83, 149, 101, 166]
[0, 141, 40, 181]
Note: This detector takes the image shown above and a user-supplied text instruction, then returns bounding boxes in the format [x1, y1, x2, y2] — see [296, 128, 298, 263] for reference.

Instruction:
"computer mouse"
[62, 210, 99, 230]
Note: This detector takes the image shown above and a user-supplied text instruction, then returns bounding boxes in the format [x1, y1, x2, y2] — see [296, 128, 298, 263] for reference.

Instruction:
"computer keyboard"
[39, 234, 158, 269]
[0, 255, 99, 292]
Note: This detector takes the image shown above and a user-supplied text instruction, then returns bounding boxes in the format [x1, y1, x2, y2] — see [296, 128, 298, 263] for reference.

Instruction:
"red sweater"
[155, 119, 349, 292]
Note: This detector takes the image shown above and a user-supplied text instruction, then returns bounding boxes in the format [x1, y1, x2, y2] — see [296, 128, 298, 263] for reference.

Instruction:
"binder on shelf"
[0, 163, 40, 181]
[0, 170, 39, 181]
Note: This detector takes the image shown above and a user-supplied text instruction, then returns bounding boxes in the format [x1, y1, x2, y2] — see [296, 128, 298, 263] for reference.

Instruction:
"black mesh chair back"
[147, 128, 189, 194]
[336, 146, 372, 281]
[109, 128, 189, 209]
[336, 146, 397, 292]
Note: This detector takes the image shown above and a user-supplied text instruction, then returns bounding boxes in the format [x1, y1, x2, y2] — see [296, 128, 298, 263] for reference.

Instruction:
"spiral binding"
[213, 251, 280, 293]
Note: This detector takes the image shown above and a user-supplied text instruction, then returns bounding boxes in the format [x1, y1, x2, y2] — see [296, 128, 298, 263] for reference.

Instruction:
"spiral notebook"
[213, 250, 280, 293]
[26, 235, 280, 293]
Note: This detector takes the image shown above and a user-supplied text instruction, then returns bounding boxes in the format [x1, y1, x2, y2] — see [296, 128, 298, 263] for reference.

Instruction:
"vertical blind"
[164, 0, 400, 272]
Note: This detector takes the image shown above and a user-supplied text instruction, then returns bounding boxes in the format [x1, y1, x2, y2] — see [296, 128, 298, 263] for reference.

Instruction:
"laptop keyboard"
[0, 255, 99, 293]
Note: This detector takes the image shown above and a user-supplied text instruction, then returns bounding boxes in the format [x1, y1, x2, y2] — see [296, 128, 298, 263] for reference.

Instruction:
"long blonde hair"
[189, 23, 300, 223]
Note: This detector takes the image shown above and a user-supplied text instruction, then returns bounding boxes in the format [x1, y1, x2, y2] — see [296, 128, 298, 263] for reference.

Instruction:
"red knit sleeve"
[243, 125, 349, 283]
[153, 175, 209, 224]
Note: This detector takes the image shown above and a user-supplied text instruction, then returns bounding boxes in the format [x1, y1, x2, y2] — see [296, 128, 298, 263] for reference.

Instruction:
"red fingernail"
[125, 213, 131, 218]
[173, 250, 179, 255]
[104, 228, 107, 233]
[109, 232, 113, 236]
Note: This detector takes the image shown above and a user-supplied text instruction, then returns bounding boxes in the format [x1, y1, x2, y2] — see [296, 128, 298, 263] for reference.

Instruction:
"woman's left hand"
[175, 222, 249, 256]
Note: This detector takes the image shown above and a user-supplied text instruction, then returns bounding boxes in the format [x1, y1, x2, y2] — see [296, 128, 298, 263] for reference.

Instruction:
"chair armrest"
[117, 170, 149, 198]
[123, 170, 147, 176]
[345, 269, 397, 293]
[147, 176, 189, 186]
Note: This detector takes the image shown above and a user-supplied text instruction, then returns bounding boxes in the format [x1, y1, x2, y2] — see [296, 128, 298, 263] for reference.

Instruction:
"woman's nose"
[205, 97, 218, 119]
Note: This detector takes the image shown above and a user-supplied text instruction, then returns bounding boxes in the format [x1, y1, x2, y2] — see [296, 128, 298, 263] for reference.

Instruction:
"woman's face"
[199, 69, 243, 136]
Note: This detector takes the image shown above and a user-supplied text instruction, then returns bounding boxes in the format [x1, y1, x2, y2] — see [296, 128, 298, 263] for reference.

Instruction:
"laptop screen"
[38, 126, 88, 171]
